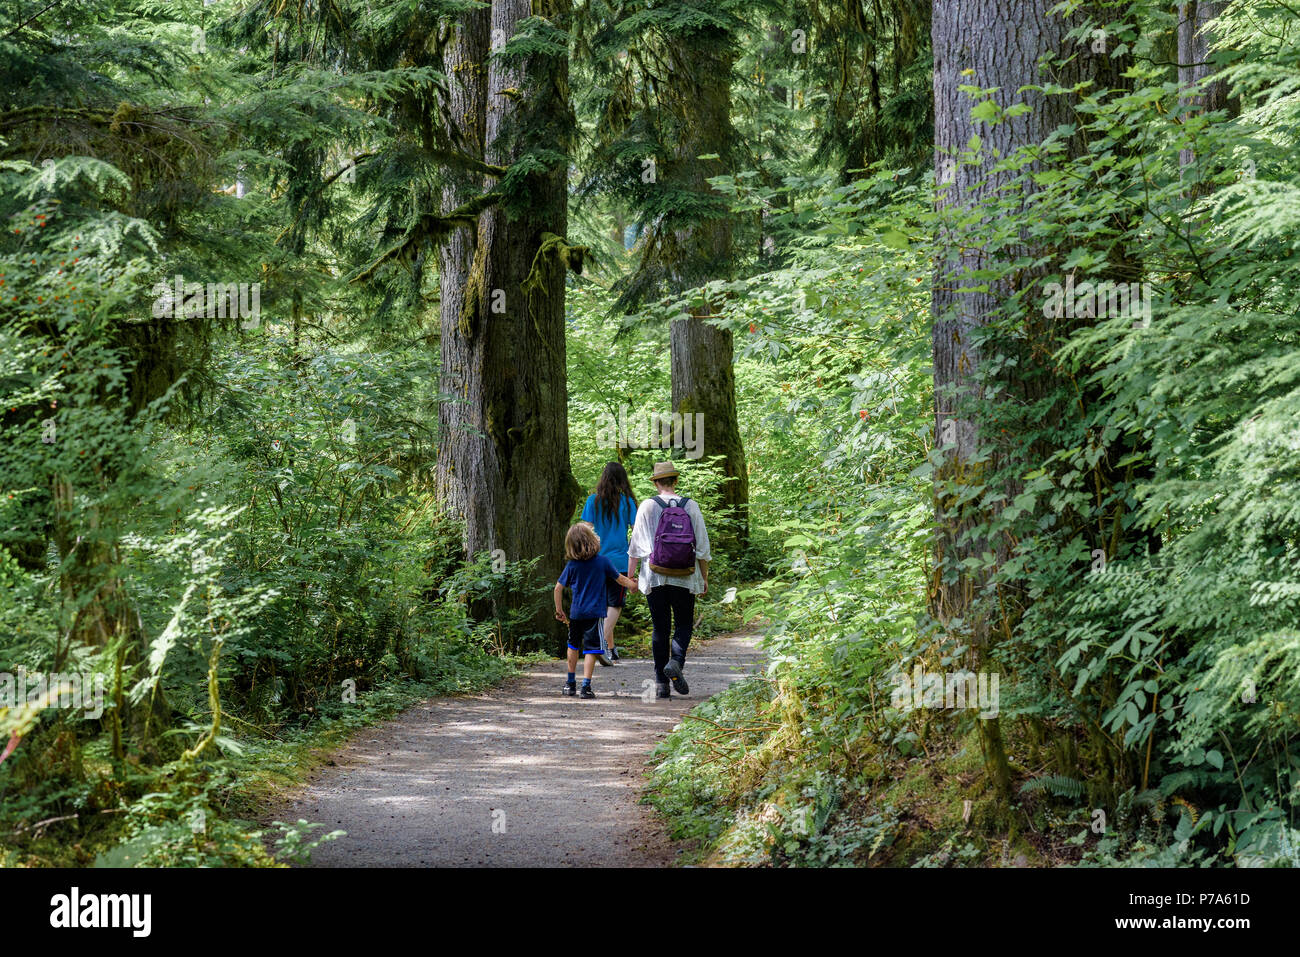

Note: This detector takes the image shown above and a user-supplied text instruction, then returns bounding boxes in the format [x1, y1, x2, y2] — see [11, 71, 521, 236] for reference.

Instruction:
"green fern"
[1019, 775, 1085, 800]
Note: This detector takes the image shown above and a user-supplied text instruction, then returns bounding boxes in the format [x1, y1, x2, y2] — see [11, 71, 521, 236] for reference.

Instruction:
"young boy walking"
[554, 522, 638, 698]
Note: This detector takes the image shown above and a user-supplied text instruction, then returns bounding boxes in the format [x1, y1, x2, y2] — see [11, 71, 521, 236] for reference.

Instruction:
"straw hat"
[650, 461, 680, 482]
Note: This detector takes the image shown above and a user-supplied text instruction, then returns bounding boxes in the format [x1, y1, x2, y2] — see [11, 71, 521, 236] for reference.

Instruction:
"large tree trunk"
[931, 0, 1114, 803]
[931, 0, 1075, 626]
[664, 30, 750, 549]
[436, 6, 489, 519]
[670, 315, 749, 543]
[1178, 2, 1232, 172]
[49, 474, 171, 751]
[436, 0, 581, 650]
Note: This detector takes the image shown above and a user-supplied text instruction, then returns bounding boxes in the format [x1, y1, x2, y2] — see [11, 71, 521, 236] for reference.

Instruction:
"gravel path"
[275, 633, 763, 867]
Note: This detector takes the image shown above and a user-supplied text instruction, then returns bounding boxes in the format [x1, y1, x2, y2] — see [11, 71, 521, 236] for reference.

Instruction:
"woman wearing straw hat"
[627, 461, 711, 699]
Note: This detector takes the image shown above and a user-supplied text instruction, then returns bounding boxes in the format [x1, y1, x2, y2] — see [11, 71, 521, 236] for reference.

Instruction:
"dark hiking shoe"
[655, 682, 672, 699]
[580, 685, 596, 699]
[663, 657, 683, 680]
[671, 674, 689, 696]
[562, 682, 576, 697]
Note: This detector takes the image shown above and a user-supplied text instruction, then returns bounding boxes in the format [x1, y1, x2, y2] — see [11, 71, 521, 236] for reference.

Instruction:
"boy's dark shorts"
[605, 578, 627, 609]
[567, 617, 604, 654]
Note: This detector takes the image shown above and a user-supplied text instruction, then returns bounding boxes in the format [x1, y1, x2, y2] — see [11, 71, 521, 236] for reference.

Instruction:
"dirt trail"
[274, 633, 763, 867]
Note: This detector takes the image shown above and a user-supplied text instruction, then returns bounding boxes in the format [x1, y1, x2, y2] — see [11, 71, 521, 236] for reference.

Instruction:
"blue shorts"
[567, 618, 604, 654]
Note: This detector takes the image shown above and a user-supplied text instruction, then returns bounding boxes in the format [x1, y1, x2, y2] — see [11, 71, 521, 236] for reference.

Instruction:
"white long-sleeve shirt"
[627, 492, 711, 595]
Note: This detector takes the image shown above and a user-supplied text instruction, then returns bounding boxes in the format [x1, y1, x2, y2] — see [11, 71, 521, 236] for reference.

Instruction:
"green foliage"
[643, 0, 1300, 861]
[5, 0, 1299, 873]
[1020, 775, 1085, 800]
[268, 819, 347, 867]
[0, 109, 523, 866]
[941, 0, 1300, 862]
[646, 677, 776, 854]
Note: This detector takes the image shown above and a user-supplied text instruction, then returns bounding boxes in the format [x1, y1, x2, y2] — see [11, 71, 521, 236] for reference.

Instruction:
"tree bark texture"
[437, 0, 581, 648]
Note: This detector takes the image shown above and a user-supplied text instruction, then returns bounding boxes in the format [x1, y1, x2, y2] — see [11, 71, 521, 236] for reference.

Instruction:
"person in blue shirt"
[554, 522, 637, 698]
[579, 462, 639, 663]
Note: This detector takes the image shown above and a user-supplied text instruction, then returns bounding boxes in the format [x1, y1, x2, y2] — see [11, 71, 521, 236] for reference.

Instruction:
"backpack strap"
[653, 495, 688, 509]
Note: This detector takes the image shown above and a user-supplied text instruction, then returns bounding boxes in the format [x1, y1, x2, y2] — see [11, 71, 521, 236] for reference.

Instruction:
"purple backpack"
[649, 495, 696, 576]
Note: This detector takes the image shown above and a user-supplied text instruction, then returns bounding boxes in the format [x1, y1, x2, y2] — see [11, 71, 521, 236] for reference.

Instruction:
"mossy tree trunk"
[670, 312, 748, 546]
[662, 26, 749, 549]
[435, 0, 581, 650]
[931, 0, 1120, 805]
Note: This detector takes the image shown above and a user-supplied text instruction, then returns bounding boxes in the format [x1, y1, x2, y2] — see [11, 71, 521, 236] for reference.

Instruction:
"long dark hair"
[593, 461, 634, 522]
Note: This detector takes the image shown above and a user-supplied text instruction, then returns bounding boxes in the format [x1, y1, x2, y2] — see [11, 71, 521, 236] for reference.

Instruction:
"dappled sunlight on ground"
[276, 634, 763, 867]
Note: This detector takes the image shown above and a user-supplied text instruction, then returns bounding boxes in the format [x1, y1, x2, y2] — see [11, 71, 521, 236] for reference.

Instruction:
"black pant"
[647, 584, 695, 682]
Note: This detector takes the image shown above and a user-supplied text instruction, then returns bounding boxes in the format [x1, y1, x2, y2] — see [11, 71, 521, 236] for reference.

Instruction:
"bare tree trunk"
[761, 25, 789, 261]
[1178, 2, 1232, 172]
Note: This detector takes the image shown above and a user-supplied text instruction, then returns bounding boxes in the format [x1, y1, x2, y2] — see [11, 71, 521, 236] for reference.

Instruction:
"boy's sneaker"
[579, 685, 596, 699]
[671, 674, 689, 696]
[562, 682, 576, 697]
[655, 681, 671, 699]
[596, 651, 613, 667]
[609, 646, 621, 662]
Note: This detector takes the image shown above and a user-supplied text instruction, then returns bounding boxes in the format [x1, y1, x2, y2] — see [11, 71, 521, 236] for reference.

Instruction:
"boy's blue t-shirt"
[580, 494, 637, 572]
[558, 554, 621, 620]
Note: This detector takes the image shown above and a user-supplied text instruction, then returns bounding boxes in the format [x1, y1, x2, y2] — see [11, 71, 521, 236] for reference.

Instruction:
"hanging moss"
[353, 191, 500, 286]
[521, 231, 589, 336]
